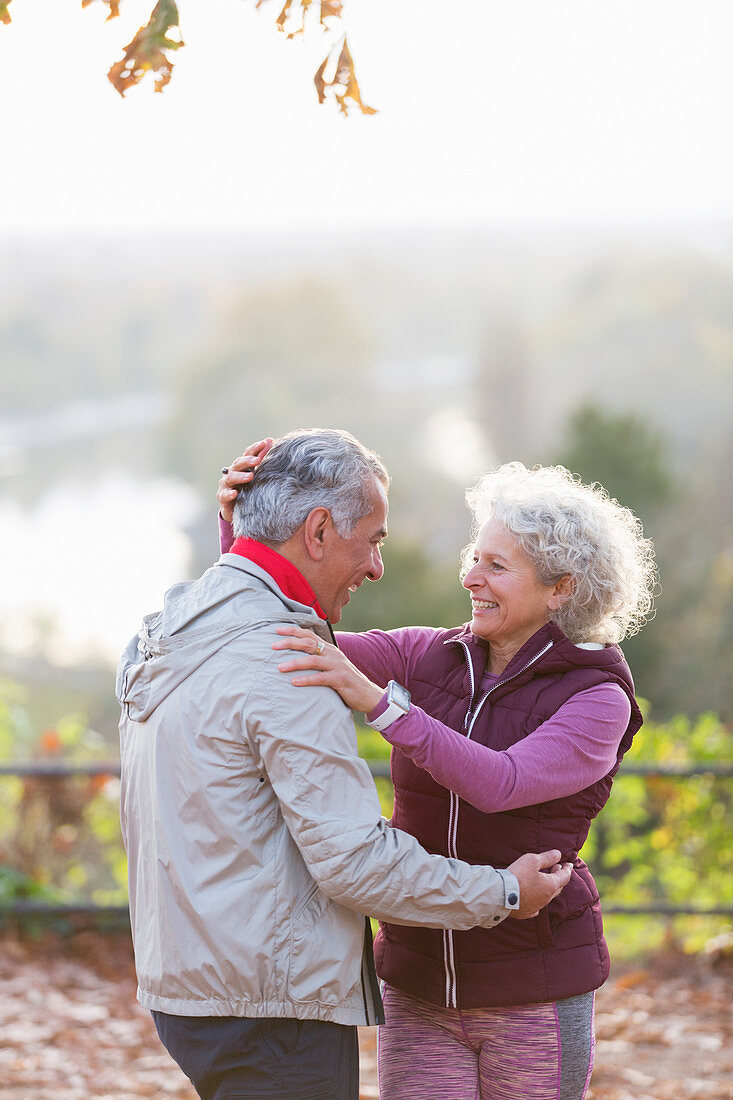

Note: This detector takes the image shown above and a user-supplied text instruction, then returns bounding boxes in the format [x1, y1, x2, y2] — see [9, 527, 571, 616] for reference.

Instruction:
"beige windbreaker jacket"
[116, 553, 518, 1025]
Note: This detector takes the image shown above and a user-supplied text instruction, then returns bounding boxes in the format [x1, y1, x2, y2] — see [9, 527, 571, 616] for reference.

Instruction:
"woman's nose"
[462, 565, 480, 590]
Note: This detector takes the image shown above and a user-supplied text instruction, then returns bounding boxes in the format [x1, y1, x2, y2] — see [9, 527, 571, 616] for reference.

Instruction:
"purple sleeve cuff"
[219, 514, 235, 556]
[365, 690, 390, 725]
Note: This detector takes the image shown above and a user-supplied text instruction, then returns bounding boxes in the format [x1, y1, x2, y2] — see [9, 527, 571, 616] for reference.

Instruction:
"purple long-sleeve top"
[219, 515, 631, 814]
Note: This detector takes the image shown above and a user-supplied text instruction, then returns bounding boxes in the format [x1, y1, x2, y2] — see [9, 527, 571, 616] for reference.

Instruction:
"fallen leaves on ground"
[588, 951, 733, 1100]
[0, 932, 730, 1099]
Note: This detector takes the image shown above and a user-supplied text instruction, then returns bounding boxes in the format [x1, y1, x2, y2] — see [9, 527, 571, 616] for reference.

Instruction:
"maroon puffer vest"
[374, 621, 642, 1009]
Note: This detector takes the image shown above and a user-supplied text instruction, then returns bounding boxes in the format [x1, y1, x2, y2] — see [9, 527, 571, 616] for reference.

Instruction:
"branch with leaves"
[2, 0, 374, 114]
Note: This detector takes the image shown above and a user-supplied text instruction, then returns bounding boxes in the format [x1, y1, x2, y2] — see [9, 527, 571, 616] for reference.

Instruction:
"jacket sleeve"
[245, 656, 513, 930]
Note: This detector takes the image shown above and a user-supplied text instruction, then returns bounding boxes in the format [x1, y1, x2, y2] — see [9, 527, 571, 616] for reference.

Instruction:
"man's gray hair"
[233, 428, 390, 545]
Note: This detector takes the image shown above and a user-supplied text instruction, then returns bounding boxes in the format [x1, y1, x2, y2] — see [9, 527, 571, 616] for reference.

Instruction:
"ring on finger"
[315, 638, 325, 655]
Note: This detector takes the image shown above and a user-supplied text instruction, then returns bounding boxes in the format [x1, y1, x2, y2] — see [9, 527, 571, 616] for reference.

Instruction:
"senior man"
[117, 428, 571, 1100]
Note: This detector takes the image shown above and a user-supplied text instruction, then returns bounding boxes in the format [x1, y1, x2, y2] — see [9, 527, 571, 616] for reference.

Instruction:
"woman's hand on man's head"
[218, 438, 274, 523]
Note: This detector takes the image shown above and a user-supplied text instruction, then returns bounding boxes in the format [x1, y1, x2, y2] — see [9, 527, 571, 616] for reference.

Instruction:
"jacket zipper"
[441, 637, 554, 1008]
[329, 617, 384, 1026]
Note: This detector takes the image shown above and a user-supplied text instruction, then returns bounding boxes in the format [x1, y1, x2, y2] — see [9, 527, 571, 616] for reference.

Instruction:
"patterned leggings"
[378, 984, 595, 1100]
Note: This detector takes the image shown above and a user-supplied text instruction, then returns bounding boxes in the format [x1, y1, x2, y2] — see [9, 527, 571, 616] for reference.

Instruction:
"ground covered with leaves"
[0, 931, 730, 1099]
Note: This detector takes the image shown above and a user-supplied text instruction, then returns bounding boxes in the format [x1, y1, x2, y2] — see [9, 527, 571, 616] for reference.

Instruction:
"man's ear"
[302, 507, 333, 562]
[548, 574, 575, 611]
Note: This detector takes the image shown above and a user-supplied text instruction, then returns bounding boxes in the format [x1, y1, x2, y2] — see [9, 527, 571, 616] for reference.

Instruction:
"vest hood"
[444, 620, 636, 692]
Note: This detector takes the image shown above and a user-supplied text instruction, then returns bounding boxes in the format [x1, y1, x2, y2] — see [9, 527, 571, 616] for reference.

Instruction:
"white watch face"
[388, 681, 411, 712]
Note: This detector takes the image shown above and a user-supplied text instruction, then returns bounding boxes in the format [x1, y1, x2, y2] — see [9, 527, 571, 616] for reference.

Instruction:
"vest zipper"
[440, 637, 554, 1008]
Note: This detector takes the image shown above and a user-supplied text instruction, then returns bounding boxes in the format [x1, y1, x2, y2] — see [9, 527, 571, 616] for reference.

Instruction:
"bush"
[1, 679, 730, 958]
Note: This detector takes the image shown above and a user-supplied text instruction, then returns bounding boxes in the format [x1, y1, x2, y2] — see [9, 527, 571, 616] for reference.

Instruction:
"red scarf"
[229, 538, 328, 621]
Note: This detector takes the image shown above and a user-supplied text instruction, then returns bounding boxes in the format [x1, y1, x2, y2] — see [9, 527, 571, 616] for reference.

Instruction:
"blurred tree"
[549, 403, 733, 722]
[651, 455, 733, 721]
[1, 0, 373, 113]
[339, 541, 470, 634]
[549, 404, 673, 707]
[553, 403, 673, 518]
[472, 313, 533, 463]
[537, 250, 733, 459]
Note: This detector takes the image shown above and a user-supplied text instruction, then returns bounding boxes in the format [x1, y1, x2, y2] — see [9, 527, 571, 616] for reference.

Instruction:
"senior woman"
[217, 448, 656, 1100]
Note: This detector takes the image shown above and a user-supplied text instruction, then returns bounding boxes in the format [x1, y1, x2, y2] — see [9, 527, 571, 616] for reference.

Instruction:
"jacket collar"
[228, 538, 329, 621]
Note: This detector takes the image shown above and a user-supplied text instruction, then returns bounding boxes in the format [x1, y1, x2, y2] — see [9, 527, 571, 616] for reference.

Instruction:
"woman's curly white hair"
[462, 462, 657, 644]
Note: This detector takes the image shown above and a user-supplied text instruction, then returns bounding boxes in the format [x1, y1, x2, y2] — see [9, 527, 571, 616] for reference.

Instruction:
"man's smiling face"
[317, 478, 388, 623]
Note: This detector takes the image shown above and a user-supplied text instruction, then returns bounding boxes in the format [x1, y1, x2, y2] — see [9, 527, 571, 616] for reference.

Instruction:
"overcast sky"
[2, 0, 733, 235]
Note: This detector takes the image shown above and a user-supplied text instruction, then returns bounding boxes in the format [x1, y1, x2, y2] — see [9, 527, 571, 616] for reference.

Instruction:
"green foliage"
[2, 676, 730, 959]
[0, 864, 60, 905]
[361, 705, 732, 958]
[357, 724, 393, 817]
[0, 679, 32, 759]
[0, 680, 126, 909]
[583, 710, 733, 957]
[356, 725, 391, 762]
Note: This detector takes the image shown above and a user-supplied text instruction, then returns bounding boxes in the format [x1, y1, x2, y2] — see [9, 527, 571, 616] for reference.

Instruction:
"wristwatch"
[365, 680, 411, 731]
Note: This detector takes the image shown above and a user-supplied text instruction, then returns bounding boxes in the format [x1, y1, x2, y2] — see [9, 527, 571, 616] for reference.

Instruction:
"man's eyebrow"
[374, 527, 388, 540]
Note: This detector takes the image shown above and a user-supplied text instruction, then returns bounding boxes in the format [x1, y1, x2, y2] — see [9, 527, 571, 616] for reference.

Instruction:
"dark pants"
[151, 1011, 360, 1100]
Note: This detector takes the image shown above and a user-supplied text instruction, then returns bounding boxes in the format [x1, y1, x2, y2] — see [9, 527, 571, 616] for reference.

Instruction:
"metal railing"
[1, 760, 731, 922]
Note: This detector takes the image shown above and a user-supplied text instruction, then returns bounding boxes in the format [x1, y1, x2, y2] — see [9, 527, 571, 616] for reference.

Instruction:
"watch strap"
[366, 698, 408, 731]
[365, 681, 410, 731]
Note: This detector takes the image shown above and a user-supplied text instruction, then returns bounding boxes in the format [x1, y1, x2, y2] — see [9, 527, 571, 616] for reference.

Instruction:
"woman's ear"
[548, 574, 574, 611]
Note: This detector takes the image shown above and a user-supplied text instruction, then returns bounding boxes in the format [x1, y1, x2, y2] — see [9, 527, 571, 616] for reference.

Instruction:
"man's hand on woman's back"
[507, 851, 573, 919]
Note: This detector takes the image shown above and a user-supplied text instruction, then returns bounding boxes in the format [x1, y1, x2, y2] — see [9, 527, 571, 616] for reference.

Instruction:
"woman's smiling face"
[462, 517, 559, 656]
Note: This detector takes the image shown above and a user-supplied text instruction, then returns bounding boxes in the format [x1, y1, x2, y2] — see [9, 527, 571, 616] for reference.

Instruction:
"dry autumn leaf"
[320, 0, 343, 23]
[1, 937, 731, 1099]
[268, 0, 341, 36]
[1, 0, 374, 113]
[81, 0, 121, 20]
[314, 35, 376, 117]
[107, 0, 183, 96]
[256, 0, 373, 111]
[274, 0, 306, 39]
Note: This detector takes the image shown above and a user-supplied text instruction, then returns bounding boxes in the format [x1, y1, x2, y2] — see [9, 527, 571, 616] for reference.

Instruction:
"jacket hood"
[116, 555, 329, 723]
